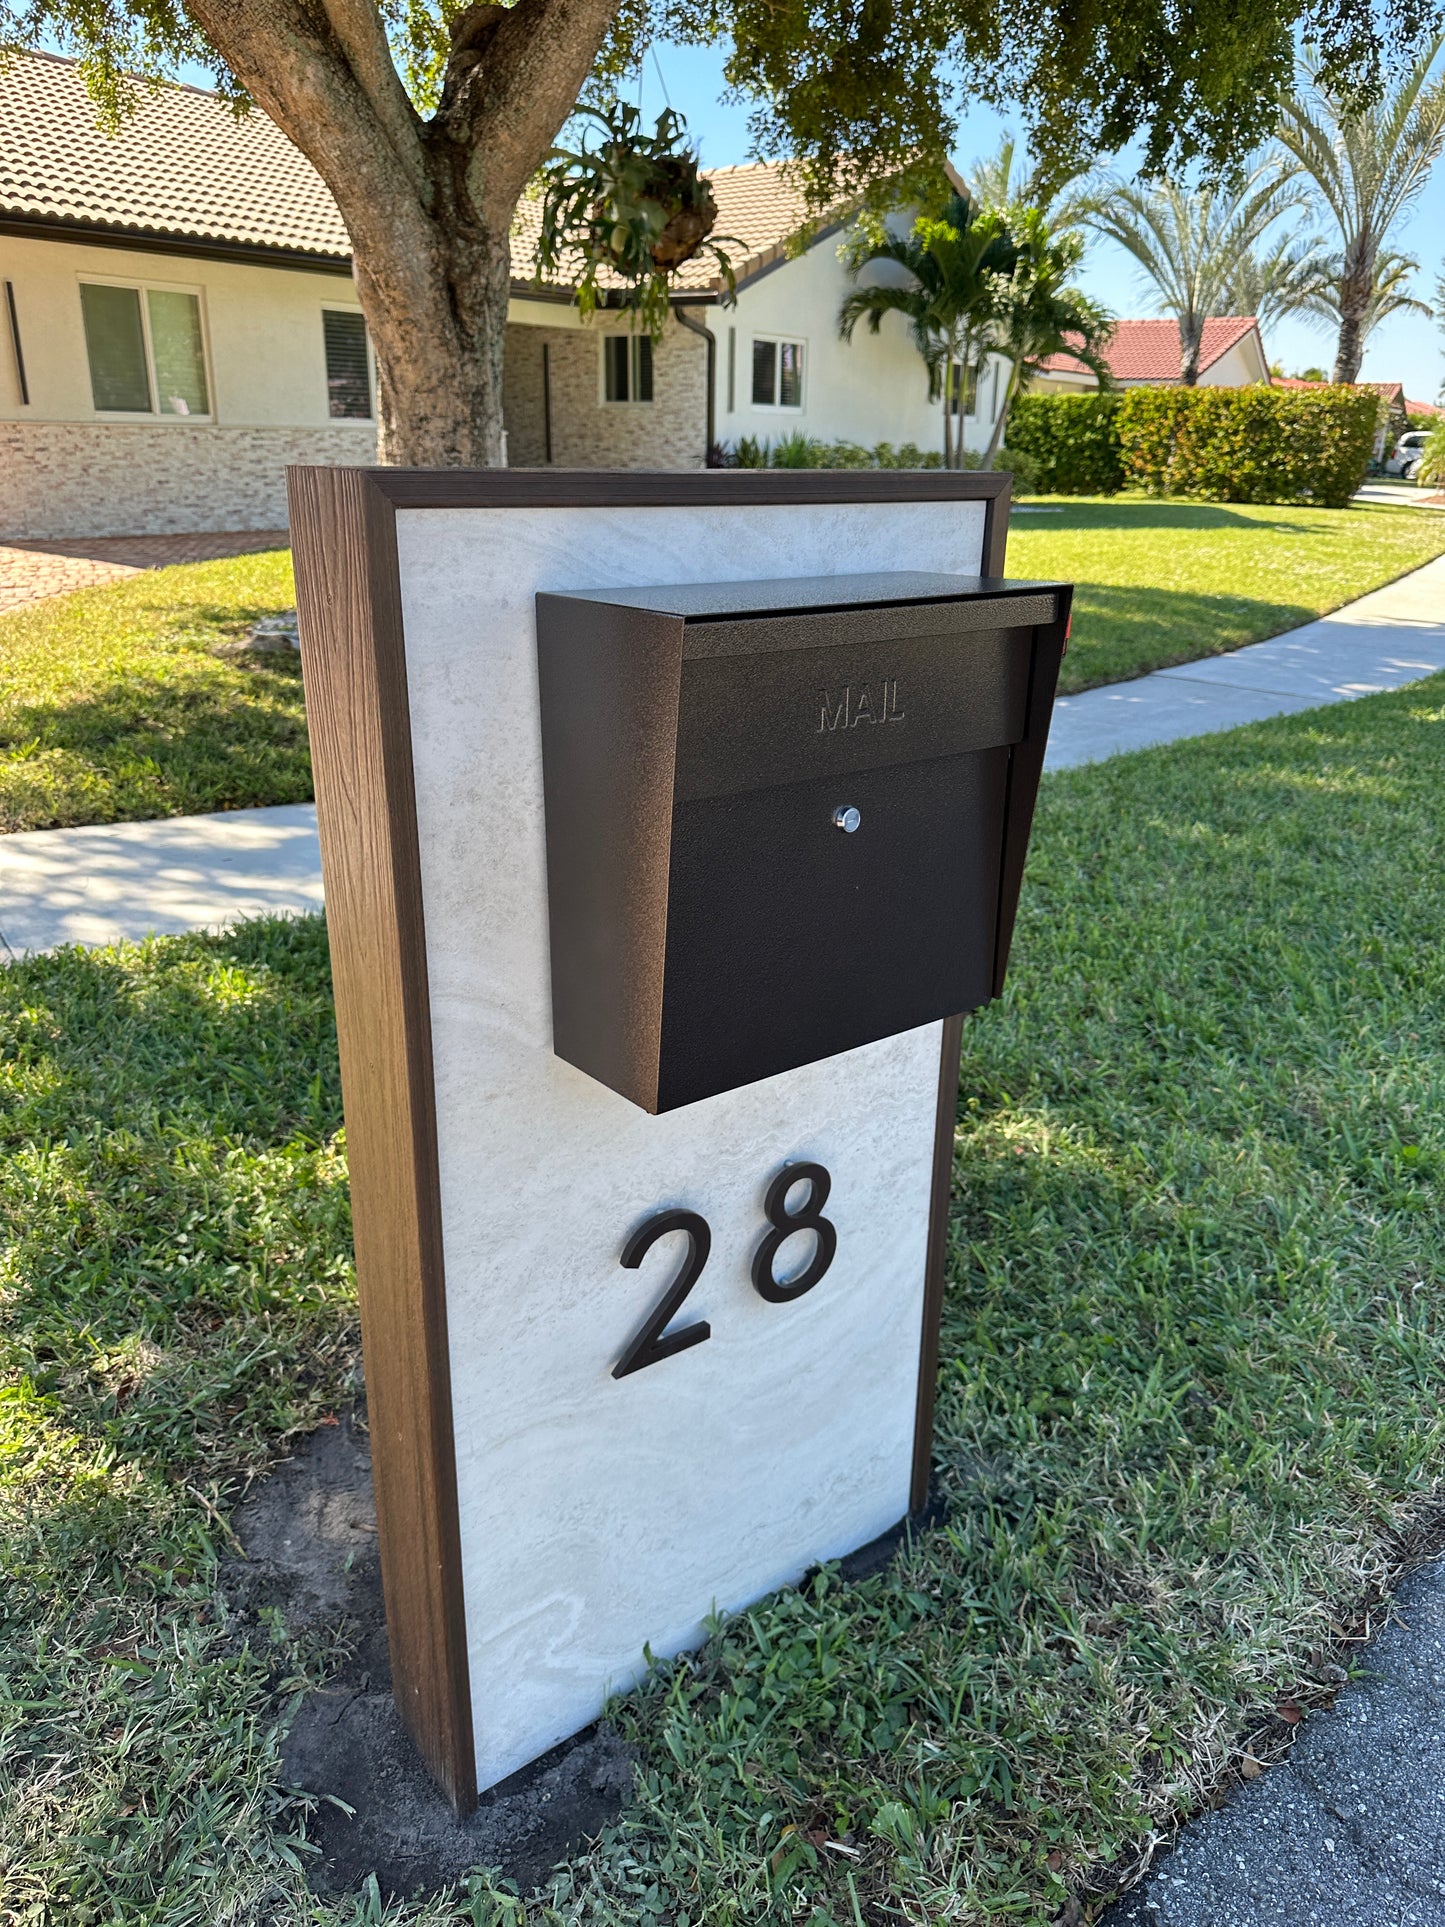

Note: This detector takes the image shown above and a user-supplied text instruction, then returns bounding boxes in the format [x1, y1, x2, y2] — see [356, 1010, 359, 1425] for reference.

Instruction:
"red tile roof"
[1041, 316, 1262, 383]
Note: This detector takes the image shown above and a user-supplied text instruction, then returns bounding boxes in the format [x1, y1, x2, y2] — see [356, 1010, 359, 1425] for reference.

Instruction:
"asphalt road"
[1102, 1558, 1445, 1926]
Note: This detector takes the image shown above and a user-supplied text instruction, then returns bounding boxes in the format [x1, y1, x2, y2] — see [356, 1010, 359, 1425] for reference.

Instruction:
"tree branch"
[444, 0, 623, 226]
[318, 0, 428, 198]
[186, 0, 431, 234]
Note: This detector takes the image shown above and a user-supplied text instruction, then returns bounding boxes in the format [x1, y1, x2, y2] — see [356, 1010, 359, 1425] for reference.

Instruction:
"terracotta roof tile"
[1040, 316, 1262, 383]
[0, 52, 824, 293]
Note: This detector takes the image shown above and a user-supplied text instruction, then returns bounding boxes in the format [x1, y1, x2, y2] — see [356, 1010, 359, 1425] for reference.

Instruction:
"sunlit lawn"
[1007, 495, 1445, 693]
[0, 549, 303, 833]
[2, 501, 1442, 833]
[4, 672, 1445, 1921]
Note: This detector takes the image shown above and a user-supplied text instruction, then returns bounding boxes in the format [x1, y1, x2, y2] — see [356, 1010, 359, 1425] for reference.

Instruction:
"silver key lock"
[832, 805, 862, 834]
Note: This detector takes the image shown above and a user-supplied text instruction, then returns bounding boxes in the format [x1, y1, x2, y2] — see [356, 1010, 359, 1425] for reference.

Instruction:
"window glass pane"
[947, 362, 977, 416]
[604, 335, 630, 402]
[778, 340, 803, 408]
[147, 290, 209, 416]
[633, 335, 653, 403]
[751, 338, 776, 406]
[323, 310, 372, 419]
[80, 283, 151, 412]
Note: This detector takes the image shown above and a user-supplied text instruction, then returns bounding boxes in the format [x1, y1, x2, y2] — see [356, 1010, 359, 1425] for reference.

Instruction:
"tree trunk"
[185, 0, 622, 467]
[1178, 314, 1203, 385]
[1331, 233, 1375, 384]
[353, 177, 513, 466]
[981, 358, 1018, 468]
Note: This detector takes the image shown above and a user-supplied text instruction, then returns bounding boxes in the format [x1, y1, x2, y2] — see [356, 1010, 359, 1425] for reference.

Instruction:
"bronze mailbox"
[537, 571, 1070, 1113]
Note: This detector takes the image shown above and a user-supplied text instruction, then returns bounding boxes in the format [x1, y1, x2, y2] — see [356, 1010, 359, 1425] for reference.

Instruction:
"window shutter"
[324, 310, 372, 419]
[751, 339, 776, 407]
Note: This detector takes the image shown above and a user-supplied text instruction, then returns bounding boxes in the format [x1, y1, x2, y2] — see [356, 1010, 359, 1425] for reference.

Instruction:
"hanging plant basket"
[535, 105, 737, 338]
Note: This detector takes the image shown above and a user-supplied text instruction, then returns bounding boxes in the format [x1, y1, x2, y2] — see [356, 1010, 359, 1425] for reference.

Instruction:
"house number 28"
[612, 1162, 836, 1380]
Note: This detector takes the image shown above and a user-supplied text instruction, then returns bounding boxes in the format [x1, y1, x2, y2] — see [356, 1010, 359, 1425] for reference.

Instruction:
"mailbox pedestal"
[289, 470, 1068, 1813]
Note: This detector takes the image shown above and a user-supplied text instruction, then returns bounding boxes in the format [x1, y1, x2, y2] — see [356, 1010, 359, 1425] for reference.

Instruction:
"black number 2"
[751, 1161, 837, 1302]
[614, 1163, 838, 1377]
[612, 1209, 712, 1380]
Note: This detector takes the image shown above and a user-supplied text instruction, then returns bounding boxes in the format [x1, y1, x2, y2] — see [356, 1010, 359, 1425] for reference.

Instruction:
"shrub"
[713, 435, 944, 470]
[1416, 420, 1445, 486]
[1117, 385, 1380, 508]
[1004, 394, 1125, 494]
[995, 445, 1041, 493]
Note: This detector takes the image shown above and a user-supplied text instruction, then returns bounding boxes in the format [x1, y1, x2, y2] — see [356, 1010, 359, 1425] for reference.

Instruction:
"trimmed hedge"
[1006, 385, 1380, 507]
[1117, 385, 1381, 508]
[1006, 394, 1126, 494]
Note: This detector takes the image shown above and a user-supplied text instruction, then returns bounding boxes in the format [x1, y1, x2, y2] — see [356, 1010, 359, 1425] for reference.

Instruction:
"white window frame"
[749, 333, 806, 413]
[600, 334, 654, 406]
[76, 272, 215, 423]
[320, 303, 376, 421]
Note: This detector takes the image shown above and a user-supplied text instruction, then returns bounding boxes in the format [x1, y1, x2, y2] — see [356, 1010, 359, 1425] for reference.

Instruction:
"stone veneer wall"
[0, 422, 377, 539]
[2, 319, 705, 537]
[503, 316, 707, 470]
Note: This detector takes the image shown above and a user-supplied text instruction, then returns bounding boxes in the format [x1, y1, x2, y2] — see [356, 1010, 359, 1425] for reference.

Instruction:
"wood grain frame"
[286, 465, 1014, 1811]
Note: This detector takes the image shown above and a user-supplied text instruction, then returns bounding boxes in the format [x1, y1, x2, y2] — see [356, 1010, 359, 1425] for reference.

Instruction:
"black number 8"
[751, 1161, 837, 1303]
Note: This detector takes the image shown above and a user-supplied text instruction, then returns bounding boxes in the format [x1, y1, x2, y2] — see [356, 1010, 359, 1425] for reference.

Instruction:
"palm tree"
[1080, 162, 1310, 382]
[1297, 247, 1431, 346]
[980, 210, 1114, 466]
[966, 136, 1090, 236]
[1277, 40, 1445, 383]
[840, 191, 1017, 468]
[1221, 232, 1335, 331]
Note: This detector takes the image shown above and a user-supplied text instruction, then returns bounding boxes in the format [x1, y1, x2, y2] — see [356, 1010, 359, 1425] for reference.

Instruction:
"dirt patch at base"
[221, 1411, 632, 1900]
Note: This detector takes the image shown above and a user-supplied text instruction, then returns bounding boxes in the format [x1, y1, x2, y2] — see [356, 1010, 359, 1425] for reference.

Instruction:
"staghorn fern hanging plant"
[535, 104, 737, 338]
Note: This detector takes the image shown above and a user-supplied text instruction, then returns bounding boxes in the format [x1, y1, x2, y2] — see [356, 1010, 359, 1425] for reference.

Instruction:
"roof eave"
[0, 211, 354, 276]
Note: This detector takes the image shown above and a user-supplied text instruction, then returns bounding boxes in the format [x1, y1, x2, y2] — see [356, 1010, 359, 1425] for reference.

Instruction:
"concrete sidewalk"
[1046, 550, 1445, 769]
[0, 804, 322, 960]
[2, 554, 1444, 956]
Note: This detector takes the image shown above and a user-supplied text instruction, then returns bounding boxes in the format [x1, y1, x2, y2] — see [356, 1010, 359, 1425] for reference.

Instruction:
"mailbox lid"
[674, 620, 1035, 801]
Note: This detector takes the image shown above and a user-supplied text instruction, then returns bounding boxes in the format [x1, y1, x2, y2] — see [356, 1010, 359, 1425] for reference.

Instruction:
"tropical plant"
[980, 209, 1115, 465]
[1418, 419, 1445, 483]
[1294, 246, 1431, 345]
[1277, 40, 1445, 382]
[535, 104, 736, 337]
[1221, 232, 1335, 329]
[966, 136, 1090, 234]
[1081, 161, 1311, 381]
[10, 2, 1440, 467]
[839, 191, 1018, 468]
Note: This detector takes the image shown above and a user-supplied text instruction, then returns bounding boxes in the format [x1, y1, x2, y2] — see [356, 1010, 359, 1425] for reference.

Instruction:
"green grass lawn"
[2, 501, 1442, 832]
[5, 675, 1445, 1921]
[0, 549, 305, 833]
[1007, 497, 1445, 693]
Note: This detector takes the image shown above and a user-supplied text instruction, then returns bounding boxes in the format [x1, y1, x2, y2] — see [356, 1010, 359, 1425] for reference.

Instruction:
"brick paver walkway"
[0, 530, 290, 615]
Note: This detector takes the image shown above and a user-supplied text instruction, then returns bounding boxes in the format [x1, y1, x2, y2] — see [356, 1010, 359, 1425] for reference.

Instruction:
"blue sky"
[639, 39, 1445, 403]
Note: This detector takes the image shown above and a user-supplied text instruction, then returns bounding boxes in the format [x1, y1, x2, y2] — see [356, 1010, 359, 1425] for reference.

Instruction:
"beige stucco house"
[1, 52, 991, 539]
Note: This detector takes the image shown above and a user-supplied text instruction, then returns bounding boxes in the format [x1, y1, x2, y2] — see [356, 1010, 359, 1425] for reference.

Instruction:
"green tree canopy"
[7, 0, 1440, 461]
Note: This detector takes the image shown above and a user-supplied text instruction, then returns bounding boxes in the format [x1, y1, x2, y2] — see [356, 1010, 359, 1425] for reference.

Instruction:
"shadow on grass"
[1059, 582, 1319, 691]
[0, 659, 311, 829]
[1027, 499, 1352, 534]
